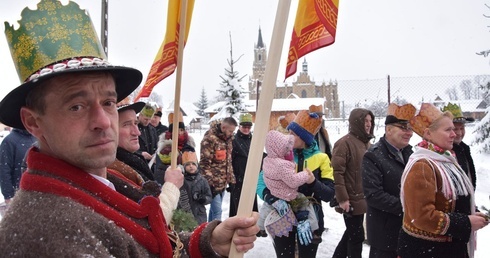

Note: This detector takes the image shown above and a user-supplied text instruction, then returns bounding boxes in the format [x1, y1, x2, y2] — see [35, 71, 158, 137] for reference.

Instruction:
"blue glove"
[271, 199, 289, 217]
[297, 220, 312, 246]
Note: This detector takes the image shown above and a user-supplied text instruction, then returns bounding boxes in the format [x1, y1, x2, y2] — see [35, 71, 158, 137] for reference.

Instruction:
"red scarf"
[20, 148, 176, 257]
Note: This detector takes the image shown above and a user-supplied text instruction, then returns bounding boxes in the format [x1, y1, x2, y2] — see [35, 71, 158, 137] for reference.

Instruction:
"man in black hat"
[442, 103, 477, 189]
[362, 103, 415, 258]
[0, 1, 258, 256]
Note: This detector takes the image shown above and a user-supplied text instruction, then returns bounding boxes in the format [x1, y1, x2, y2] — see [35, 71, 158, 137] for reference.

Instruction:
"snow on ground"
[0, 121, 488, 257]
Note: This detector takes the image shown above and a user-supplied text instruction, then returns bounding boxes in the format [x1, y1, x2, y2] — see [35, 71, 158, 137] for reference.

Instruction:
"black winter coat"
[362, 136, 413, 251]
[453, 141, 476, 190]
[137, 124, 158, 156]
[229, 130, 258, 217]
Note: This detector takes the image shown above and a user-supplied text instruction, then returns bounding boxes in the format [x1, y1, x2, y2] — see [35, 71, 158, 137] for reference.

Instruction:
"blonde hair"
[427, 111, 454, 131]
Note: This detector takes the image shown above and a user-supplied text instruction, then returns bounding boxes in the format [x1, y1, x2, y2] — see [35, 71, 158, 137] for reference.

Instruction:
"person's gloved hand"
[297, 220, 312, 246]
[271, 199, 289, 217]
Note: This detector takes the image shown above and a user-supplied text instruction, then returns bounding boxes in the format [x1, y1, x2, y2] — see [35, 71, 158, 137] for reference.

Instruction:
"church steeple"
[257, 26, 264, 48]
[249, 26, 268, 99]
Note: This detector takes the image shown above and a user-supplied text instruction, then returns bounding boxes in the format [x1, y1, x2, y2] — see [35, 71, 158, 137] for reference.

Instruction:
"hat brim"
[118, 101, 145, 114]
[0, 65, 142, 130]
[240, 122, 253, 126]
[453, 117, 475, 123]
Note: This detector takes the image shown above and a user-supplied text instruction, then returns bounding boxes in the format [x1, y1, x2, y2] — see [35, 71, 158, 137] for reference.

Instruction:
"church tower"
[248, 27, 267, 100]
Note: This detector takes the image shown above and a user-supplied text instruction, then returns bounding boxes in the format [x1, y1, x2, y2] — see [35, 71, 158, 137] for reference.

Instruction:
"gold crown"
[293, 110, 322, 135]
[182, 151, 198, 165]
[410, 103, 443, 137]
[441, 102, 463, 118]
[387, 103, 416, 121]
[279, 112, 296, 128]
[5, 0, 105, 83]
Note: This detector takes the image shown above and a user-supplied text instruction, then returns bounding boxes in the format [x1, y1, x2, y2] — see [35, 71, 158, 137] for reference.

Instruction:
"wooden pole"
[170, 0, 188, 169]
[228, 1, 291, 257]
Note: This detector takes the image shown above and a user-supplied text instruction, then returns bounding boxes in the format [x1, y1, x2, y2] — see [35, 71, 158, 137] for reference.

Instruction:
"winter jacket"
[181, 170, 212, 224]
[332, 108, 374, 216]
[453, 141, 477, 190]
[362, 136, 413, 251]
[0, 147, 223, 258]
[0, 129, 36, 200]
[263, 130, 310, 201]
[398, 146, 474, 258]
[258, 140, 335, 232]
[200, 123, 235, 194]
[137, 123, 158, 157]
[230, 130, 258, 217]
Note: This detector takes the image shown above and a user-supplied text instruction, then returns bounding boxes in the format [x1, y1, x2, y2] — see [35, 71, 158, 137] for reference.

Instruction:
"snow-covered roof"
[204, 97, 325, 113]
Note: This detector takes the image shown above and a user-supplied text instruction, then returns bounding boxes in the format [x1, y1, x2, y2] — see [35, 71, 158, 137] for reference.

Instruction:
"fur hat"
[410, 103, 443, 137]
[385, 103, 416, 125]
[286, 109, 322, 146]
[239, 113, 253, 126]
[441, 102, 475, 123]
[0, 0, 142, 129]
[168, 111, 185, 132]
[116, 97, 145, 113]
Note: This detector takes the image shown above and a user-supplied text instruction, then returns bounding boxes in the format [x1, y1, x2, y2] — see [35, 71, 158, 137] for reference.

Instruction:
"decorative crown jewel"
[5, 0, 106, 83]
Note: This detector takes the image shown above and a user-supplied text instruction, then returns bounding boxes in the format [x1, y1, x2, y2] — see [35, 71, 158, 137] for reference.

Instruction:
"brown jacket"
[332, 108, 374, 215]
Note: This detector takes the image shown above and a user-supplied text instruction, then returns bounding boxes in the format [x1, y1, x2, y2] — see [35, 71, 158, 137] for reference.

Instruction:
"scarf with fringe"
[400, 140, 476, 257]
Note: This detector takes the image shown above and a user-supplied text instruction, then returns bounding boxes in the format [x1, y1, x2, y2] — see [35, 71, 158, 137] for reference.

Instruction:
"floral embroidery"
[417, 140, 455, 157]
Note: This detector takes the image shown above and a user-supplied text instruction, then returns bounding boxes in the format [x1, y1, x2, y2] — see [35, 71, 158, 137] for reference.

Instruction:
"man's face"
[221, 123, 236, 139]
[138, 114, 151, 126]
[364, 115, 372, 134]
[118, 109, 141, 153]
[21, 73, 119, 176]
[239, 124, 252, 135]
[386, 123, 413, 149]
[453, 122, 465, 144]
[150, 115, 161, 127]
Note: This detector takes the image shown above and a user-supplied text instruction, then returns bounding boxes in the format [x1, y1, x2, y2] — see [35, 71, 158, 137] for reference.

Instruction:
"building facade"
[247, 27, 341, 118]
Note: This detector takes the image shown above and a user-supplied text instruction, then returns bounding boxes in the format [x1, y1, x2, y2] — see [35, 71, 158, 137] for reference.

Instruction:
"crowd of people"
[0, 1, 489, 257]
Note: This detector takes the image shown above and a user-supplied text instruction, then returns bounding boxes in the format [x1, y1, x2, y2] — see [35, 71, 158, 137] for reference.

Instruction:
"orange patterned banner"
[135, 0, 195, 101]
[285, 0, 339, 80]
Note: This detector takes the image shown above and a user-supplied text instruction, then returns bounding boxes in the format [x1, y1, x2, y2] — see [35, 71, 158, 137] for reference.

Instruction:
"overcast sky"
[2, 0, 490, 106]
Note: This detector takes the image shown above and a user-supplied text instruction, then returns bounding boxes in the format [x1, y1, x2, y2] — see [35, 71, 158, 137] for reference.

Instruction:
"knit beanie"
[286, 110, 322, 146]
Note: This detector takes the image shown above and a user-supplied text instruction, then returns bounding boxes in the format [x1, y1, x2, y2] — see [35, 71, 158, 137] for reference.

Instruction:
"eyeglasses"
[390, 124, 413, 132]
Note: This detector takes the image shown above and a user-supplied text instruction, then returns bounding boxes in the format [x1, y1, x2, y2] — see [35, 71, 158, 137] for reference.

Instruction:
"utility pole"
[387, 74, 391, 103]
[101, 0, 109, 57]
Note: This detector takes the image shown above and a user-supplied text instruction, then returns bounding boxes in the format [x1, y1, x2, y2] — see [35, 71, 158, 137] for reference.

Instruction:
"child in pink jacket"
[262, 130, 319, 245]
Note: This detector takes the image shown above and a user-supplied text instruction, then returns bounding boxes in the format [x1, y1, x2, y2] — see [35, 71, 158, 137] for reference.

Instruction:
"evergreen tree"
[216, 32, 247, 117]
[195, 87, 208, 117]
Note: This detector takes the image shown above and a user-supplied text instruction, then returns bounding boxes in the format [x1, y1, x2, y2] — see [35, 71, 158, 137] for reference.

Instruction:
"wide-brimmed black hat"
[117, 100, 146, 114]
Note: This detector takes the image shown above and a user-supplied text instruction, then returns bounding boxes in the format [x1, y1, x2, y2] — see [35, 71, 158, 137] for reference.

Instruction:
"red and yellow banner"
[285, 0, 339, 79]
[135, 0, 195, 101]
